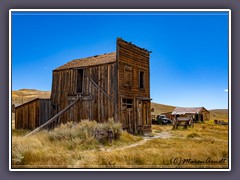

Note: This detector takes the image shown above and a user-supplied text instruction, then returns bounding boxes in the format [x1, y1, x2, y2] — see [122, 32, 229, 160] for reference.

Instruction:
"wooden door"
[121, 98, 134, 133]
[137, 100, 150, 128]
[122, 108, 133, 132]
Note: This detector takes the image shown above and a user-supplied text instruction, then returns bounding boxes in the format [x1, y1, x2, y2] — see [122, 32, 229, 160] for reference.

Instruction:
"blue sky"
[11, 11, 229, 109]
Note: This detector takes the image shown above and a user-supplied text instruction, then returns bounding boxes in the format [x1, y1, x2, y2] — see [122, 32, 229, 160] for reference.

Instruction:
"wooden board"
[15, 99, 52, 130]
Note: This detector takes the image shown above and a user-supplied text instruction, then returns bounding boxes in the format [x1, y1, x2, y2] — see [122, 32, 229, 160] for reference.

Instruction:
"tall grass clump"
[187, 132, 201, 138]
[12, 136, 43, 165]
[48, 119, 123, 145]
[12, 119, 124, 167]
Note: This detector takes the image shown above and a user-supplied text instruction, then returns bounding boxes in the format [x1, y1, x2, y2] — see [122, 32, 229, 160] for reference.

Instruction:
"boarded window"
[77, 69, 84, 93]
[139, 71, 145, 89]
[124, 65, 132, 86]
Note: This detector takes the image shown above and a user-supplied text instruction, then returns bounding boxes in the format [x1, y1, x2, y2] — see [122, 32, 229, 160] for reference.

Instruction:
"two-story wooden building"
[15, 38, 152, 134]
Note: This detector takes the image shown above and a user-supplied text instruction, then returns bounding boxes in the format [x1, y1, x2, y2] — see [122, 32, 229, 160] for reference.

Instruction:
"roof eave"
[54, 61, 117, 71]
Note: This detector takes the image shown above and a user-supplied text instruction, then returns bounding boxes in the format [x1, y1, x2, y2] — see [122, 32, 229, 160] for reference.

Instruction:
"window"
[139, 71, 145, 89]
[124, 65, 132, 87]
[76, 69, 84, 93]
[122, 98, 133, 109]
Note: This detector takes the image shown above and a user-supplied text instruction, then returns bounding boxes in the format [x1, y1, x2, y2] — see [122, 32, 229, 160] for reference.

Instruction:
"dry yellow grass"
[11, 121, 143, 168]
[84, 139, 227, 168]
[11, 122, 228, 169]
[79, 123, 228, 168]
[12, 131, 143, 168]
[12, 113, 15, 129]
[11, 89, 228, 169]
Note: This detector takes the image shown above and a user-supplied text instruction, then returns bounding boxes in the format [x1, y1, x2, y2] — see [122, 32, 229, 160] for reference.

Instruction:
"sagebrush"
[12, 119, 123, 166]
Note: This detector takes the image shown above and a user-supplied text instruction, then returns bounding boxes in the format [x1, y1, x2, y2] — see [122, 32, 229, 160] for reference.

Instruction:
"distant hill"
[209, 109, 229, 121]
[12, 89, 51, 106]
[18, 89, 39, 91]
[151, 102, 175, 115]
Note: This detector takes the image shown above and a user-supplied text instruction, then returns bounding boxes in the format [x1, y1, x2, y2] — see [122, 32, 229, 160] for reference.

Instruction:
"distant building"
[171, 107, 210, 121]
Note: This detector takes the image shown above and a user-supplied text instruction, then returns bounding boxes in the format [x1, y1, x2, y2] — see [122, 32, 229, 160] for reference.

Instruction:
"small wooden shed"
[15, 98, 52, 130]
[171, 107, 210, 122]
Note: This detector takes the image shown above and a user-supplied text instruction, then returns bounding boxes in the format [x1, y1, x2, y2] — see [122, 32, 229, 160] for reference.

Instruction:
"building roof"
[55, 52, 116, 70]
[15, 98, 51, 109]
[117, 38, 151, 53]
[171, 107, 208, 115]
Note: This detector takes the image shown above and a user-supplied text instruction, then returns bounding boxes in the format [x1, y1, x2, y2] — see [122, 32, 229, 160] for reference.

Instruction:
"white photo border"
[9, 9, 231, 171]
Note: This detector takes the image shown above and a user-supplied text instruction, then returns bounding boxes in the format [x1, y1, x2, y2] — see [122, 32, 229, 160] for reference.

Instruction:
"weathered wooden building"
[171, 107, 210, 122]
[15, 38, 152, 134]
[15, 98, 52, 130]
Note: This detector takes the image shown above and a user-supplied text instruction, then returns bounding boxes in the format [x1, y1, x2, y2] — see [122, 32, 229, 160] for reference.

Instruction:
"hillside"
[151, 102, 175, 115]
[209, 109, 229, 121]
[12, 89, 51, 106]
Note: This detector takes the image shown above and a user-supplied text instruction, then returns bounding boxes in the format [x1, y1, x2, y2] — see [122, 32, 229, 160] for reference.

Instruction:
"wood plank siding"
[117, 38, 151, 134]
[15, 99, 51, 130]
[51, 63, 118, 124]
[199, 108, 210, 121]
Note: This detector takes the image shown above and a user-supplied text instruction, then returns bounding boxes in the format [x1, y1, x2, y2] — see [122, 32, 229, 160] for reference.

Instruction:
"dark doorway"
[195, 114, 198, 121]
[77, 69, 84, 93]
[139, 71, 145, 89]
[195, 114, 203, 122]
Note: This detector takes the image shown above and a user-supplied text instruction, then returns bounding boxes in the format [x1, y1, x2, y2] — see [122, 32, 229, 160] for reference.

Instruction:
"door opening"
[121, 98, 134, 133]
[76, 69, 84, 94]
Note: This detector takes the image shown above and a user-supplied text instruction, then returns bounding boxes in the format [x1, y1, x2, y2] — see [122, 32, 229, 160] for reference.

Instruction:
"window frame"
[123, 65, 133, 87]
[76, 68, 84, 94]
[139, 70, 145, 89]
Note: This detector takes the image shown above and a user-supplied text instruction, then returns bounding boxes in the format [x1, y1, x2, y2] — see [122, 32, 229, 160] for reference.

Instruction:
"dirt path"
[100, 131, 172, 152]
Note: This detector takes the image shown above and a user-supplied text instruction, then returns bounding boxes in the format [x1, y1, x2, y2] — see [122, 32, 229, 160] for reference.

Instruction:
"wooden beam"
[84, 73, 117, 105]
[25, 96, 81, 137]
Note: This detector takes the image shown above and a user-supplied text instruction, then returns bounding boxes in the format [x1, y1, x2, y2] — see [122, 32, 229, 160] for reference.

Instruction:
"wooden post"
[84, 73, 117, 105]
